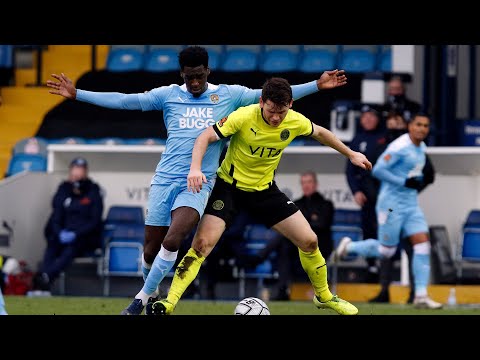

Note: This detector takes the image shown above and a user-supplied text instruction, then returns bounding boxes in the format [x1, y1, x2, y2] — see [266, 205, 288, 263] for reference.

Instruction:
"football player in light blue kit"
[336, 113, 442, 309]
[47, 46, 349, 314]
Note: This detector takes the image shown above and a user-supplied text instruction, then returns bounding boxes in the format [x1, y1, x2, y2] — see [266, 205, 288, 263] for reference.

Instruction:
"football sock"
[136, 245, 177, 304]
[347, 239, 381, 258]
[298, 247, 333, 302]
[413, 242, 431, 297]
[167, 248, 205, 306]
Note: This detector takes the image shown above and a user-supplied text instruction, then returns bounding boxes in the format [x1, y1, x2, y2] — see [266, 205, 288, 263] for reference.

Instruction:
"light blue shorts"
[145, 182, 212, 227]
[376, 203, 429, 247]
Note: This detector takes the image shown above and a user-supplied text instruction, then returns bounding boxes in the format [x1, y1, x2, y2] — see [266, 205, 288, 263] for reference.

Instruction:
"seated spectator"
[33, 157, 104, 292]
[383, 76, 421, 122]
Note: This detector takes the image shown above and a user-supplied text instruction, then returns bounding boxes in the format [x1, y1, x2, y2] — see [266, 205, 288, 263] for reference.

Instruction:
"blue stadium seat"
[259, 45, 300, 73]
[298, 45, 338, 73]
[338, 45, 377, 73]
[220, 45, 261, 72]
[0, 45, 13, 68]
[457, 209, 480, 280]
[144, 45, 184, 72]
[105, 205, 145, 225]
[108, 223, 145, 244]
[233, 223, 280, 299]
[378, 45, 392, 72]
[106, 46, 145, 72]
[12, 137, 48, 157]
[329, 208, 363, 291]
[6, 153, 47, 177]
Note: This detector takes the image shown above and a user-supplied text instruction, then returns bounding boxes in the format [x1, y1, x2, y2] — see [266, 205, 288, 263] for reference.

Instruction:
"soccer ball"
[234, 297, 270, 315]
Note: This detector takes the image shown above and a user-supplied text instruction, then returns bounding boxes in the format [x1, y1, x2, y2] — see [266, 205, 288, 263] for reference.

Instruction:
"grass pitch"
[4, 295, 480, 315]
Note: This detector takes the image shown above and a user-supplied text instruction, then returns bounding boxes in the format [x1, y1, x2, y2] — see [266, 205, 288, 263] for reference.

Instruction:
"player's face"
[408, 115, 430, 144]
[260, 99, 293, 127]
[181, 65, 209, 97]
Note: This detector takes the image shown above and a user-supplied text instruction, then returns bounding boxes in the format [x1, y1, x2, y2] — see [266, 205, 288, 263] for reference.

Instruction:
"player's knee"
[413, 241, 430, 255]
[379, 244, 397, 258]
[192, 236, 213, 257]
[298, 234, 318, 253]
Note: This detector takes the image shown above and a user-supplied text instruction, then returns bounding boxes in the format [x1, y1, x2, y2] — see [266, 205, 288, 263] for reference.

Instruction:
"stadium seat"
[102, 222, 145, 296]
[378, 45, 392, 72]
[0, 45, 13, 68]
[329, 209, 363, 292]
[338, 45, 377, 73]
[12, 137, 48, 157]
[144, 45, 185, 72]
[106, 46, 145, 72]
[220, 45, 262, 72]
[105, 205, 145, 225]
[233, 224, 279, 299]
[298, 45, 338, 73]
[259, 45, 300, 73]
[457, 210, 480, 280]
[6, 153, 47, 177]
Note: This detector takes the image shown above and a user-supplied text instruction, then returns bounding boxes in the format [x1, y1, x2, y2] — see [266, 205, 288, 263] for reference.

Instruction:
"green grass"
[4, 295, 480, 315]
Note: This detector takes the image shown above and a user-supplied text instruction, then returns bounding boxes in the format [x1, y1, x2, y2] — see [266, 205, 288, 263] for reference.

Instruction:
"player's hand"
[46, 73, 77, 99]
[354, 191, 367, 206]
[349, 151, 372, 171]
[187, 168, 207, 193]
[317, 69, 347, 90]
[404, 176, 424, 191]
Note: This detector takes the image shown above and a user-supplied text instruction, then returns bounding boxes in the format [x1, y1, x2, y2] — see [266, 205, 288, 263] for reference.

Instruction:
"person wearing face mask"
[384, 76, 421, 123]
[33, 157, 104, 293]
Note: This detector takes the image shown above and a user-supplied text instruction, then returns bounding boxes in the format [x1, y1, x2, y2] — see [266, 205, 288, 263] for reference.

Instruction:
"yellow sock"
[298, 247, 333, 302]
[166, 248, 205, 306]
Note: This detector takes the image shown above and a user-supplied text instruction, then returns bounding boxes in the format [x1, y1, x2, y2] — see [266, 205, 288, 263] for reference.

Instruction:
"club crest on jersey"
[210, 94, 219, 104]
[280, 129, 290, 141]
[212, 200, 224, 210]
[218, 117, 228, 127]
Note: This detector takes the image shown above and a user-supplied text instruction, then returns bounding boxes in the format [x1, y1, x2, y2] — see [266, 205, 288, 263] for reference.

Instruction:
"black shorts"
[204, 177, 299, 228]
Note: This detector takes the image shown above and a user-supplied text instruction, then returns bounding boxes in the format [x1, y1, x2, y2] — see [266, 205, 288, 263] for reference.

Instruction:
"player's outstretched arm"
[188, 126, 219, 193]
[46, 73, 143, 110]
[310, 123, 372, 171]
[316, 69, 347, 90]
[47, 73, 77, 99]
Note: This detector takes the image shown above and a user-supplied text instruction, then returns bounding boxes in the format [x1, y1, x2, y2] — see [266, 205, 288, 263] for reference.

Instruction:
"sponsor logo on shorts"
[280, 129, 290, 141]
[212, 200, 224, 210]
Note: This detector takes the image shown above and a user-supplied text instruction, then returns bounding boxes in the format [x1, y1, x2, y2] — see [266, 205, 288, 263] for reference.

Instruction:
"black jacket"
[45, 178, 104, 245]
[295, 192, 334, 258]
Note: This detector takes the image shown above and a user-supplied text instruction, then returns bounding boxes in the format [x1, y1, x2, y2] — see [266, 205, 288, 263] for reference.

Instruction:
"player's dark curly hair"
[261, 77, 293, 107]
[178, 46, 209, 70]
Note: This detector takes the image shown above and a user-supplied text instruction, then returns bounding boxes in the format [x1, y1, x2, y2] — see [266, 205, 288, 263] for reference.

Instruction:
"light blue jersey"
[138, 83, 258, 184]
[372, 133, 428, 244]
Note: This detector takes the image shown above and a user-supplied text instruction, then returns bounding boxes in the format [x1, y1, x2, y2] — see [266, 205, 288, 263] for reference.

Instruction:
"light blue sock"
[347, 238, 381, 258]
[141, 253, 150, 281]
[413, 249, 430, 297]
[0, 288, 7, 315]
[141, 246, 177, 296]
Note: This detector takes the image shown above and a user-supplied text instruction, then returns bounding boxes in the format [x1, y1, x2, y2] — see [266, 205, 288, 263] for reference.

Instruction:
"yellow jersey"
[213, 104, 313, 191]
